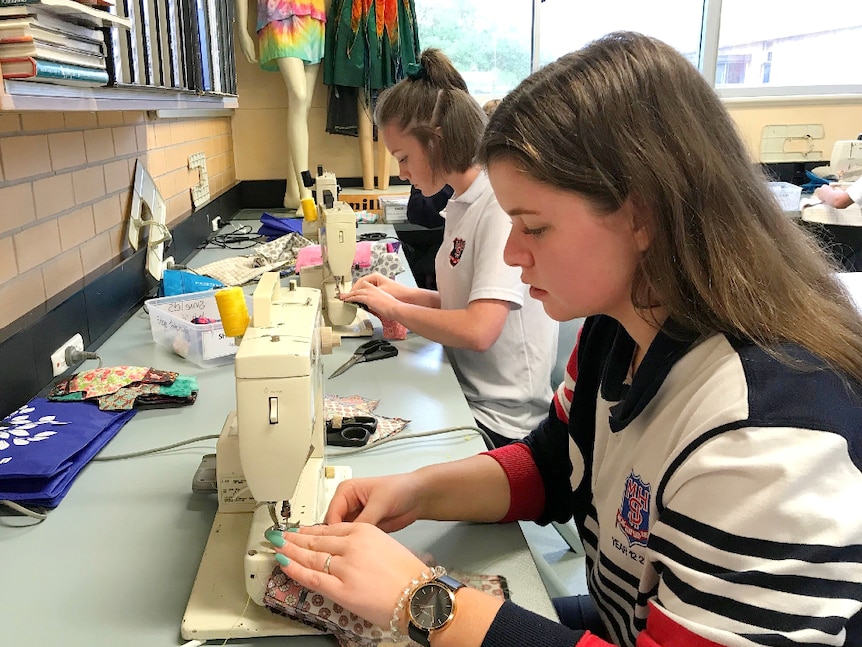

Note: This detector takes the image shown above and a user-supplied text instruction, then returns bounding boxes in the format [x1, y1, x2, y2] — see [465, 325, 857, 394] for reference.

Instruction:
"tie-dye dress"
[256, 0, 326, 70]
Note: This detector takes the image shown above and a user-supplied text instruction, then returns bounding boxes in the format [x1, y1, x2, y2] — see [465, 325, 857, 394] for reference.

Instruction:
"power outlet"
[50, 333, 84, 377]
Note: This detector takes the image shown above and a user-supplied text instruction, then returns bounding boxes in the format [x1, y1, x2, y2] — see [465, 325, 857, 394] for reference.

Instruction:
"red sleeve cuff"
[482, 443, 545, 522]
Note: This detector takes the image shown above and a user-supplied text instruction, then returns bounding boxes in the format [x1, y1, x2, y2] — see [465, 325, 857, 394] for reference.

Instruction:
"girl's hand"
[325, 474, 423, 532]
[271, 522, 427, 628]
[340, 283, 401, 320]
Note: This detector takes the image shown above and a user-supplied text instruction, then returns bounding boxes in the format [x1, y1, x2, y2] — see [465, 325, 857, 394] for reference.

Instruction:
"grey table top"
[0, 220, 555, 646]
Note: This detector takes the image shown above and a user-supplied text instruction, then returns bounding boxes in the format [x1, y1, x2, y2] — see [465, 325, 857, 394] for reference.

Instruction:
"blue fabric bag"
[0, 399, 135, 507]
[160, 269, 224, 297]
[259, 212, 304, 240]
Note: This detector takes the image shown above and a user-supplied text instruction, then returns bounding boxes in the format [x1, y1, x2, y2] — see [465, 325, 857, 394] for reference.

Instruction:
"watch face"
[408, 582, 454, 630]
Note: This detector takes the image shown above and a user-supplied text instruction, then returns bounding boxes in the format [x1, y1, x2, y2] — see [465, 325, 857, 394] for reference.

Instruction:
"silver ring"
[323, 553, 333, 574]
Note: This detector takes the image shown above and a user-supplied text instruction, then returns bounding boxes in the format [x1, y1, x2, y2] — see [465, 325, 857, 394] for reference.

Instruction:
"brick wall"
[0, 111, 236, 335]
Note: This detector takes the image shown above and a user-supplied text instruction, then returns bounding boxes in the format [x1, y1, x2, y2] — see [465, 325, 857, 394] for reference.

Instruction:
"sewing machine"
[181, 272, 351, 641]
[300, 170, 373, 336]
[831, 138, 862, 182]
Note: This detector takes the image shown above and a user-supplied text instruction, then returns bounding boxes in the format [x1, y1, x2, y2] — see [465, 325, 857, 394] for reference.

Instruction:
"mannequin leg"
[276, 57, 320, 208]
[357, 94, 375, 190]
[377, 137, 391, 190]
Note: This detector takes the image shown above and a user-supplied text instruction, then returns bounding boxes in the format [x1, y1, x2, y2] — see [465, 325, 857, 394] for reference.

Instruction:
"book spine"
[32, 58, 107, 82]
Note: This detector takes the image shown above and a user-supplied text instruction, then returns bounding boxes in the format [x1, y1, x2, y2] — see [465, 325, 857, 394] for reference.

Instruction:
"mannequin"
[235, 0, 326, 211]
[357, 97, 391, 190]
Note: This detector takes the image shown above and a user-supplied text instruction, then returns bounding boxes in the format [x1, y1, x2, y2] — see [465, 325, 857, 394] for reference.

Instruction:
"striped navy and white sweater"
[483, 315, 862, 647]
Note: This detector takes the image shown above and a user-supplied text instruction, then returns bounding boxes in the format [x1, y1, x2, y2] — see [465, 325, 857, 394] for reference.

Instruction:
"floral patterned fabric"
[264, 566, 510, 647]
[0, 399, 135, 507]
[47, 368, 197, 411]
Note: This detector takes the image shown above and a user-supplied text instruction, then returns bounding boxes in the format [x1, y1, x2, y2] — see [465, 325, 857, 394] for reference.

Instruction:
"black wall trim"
[0, 184, 242, 418]
[239, 177, 410, 209]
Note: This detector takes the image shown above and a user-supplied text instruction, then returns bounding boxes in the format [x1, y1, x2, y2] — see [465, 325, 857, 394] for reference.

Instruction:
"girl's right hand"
[324, 474, 423, 532]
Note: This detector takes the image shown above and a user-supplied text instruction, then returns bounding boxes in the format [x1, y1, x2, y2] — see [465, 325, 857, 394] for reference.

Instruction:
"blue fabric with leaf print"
[0, 398, 135, 507]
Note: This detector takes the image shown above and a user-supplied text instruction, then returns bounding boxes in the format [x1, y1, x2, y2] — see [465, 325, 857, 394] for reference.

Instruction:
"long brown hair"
[478, 31, 862, 383]
[375, 48, 486, 179]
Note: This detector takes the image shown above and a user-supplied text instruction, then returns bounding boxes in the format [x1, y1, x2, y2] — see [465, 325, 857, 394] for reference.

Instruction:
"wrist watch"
[407, 574, 465, 647]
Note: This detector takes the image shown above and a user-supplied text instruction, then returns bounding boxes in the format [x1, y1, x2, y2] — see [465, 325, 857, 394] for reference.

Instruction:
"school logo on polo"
[616, 470, 651, 547]
[449, 238, 466, 266]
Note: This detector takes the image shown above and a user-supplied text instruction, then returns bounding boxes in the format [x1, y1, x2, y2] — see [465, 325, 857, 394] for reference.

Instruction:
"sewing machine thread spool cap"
[214, 287, 250, 338]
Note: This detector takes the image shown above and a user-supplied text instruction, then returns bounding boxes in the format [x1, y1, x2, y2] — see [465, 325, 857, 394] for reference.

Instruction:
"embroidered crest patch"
[615, 470, 651, 547]
[449, 238, 466, 266]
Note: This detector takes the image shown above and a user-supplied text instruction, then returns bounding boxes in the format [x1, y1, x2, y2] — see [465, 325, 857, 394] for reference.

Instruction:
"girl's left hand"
[269, 522, 427, 627]
[341, 283, 400, 320]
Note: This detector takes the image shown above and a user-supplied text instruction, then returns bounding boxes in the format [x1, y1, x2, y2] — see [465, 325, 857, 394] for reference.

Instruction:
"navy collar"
[603, 320, 701, 433]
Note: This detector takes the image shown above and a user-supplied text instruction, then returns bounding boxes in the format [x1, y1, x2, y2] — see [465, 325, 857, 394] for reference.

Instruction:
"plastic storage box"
[768, 181, 803, 212]
[379, 196, 409, 223]
[146, 290, 252, 368]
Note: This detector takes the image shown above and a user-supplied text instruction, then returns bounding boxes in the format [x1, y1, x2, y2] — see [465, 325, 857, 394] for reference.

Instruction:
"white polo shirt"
[435, 171, 558, 439]
[801, 176, 862, 226]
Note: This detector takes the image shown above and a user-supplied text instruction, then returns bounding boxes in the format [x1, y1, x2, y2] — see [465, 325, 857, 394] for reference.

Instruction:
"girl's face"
[381, 124, 445, 196]
[489, 159, 650, 325]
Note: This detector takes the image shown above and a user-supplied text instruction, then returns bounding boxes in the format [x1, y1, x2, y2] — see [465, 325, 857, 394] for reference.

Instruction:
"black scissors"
[326, 416, 377, 447]
[328, 339, 398, 379]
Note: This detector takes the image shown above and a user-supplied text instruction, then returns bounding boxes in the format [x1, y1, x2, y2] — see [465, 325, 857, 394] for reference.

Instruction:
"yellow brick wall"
[0, 111, 236, 331]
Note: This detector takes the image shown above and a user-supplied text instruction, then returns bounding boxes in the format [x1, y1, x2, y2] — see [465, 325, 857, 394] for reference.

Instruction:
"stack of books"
[0, 0, 115, 87]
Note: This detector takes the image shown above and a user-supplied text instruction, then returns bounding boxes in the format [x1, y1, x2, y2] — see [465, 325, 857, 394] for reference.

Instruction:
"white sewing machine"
[181, 272, 351, 641]
[300, 169, 373, 336]
[830, 138, 862, 182]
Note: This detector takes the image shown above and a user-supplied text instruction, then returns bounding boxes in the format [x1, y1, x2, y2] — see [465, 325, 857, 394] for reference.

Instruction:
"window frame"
[530, 0, 862, 101]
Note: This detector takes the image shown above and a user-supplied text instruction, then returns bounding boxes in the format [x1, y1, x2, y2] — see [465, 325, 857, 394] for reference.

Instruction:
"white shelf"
[0, 80, 238, 110]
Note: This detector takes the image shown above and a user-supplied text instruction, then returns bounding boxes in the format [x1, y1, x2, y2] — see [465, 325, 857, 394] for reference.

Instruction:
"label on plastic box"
[201, 329, 240, 360]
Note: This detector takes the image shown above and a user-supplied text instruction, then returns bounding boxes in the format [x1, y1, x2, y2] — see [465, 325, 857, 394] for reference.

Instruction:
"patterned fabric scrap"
[324, 394, 408, 444]
[48, 368, 197, 411]
[264, 567, 509, 647]
[0, 399, 135, 507]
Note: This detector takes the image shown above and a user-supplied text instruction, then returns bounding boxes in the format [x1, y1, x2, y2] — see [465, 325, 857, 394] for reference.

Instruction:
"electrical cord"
[93, 426, 490, 464]
[145, 219, 173, 248]
[92, 434, 219, 461]
[328, 425, 494, 455]
[65, 346, 102, 370]
[0, 499, 49, 521]
[199, 224, 264, 250]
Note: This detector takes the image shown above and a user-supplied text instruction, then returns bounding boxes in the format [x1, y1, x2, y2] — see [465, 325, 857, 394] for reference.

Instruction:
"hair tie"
[405, 62, 426, 80]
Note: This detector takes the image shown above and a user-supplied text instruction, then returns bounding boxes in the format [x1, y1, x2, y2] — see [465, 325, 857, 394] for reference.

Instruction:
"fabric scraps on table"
[47, 367, 198, 411]
[195, 232, 314, 286]
[258, 212, 305, 241]
[0, 398, 136, 507]
[296, 240, 374, 272]
[297, 241, 405, 284]
[264, 566, 510, 647]
[324, 394, 408, 444]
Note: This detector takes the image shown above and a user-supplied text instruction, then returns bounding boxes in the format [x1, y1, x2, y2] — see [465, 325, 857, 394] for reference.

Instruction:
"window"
[415, 0, 532, 104]
[536, 0, 704, 69]
[415, 0, 862, 101]
[717, 0, 862, 92]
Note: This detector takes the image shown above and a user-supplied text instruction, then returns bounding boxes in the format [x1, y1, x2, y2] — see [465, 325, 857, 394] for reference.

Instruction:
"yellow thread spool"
[301, 197, 317, 221]
[215, 287, 250, 338]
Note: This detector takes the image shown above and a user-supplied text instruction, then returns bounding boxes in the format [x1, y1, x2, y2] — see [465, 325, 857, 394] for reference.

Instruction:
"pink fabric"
[381, 317, 408, 340]
[295, 242, 373, 272]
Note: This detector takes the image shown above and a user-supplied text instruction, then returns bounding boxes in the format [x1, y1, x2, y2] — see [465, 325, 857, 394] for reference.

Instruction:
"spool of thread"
[215, 287, 250, 338]
[301, 197, 317, 221]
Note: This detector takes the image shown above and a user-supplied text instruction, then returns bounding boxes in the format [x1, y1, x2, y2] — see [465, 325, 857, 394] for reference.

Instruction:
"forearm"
[815, 185, 854, 209]
[413, 455, 510, 522]
[432, 588, 502, 647]
[234, 0, 248, 28]
[394, 285, 441, 308]
[390, 300, 507, 352]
